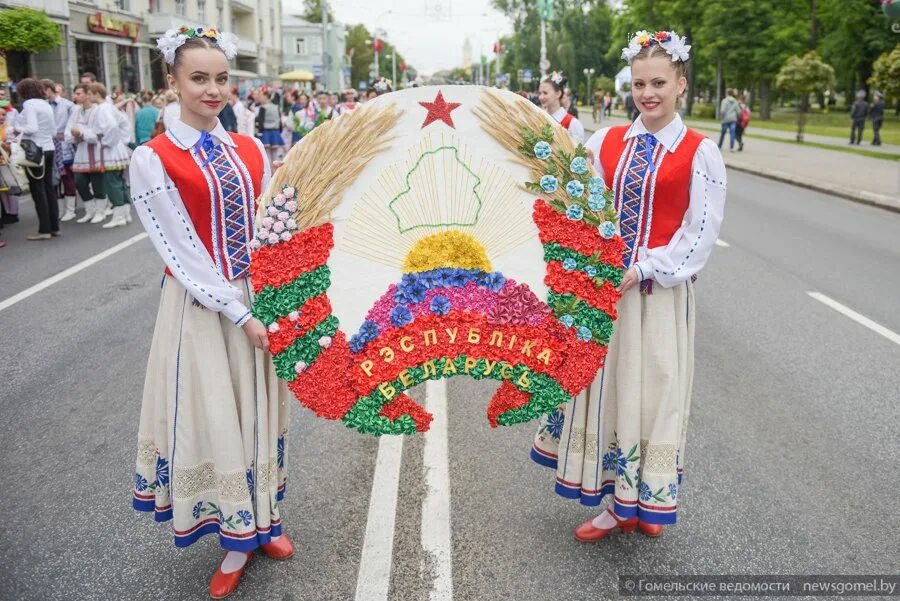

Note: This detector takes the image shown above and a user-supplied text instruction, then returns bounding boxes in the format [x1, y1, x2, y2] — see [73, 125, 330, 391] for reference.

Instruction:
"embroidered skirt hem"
[131, 275, 292, 551]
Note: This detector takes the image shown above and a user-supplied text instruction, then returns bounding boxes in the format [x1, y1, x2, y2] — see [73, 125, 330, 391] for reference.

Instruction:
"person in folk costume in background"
[538, 72, 584, 144]
[254, 90, 282, 165]
[314, 90, 333, 122]
[161, 88, 182, 130]
[129, 27, 293, 599]
[67, 83, 108, 224]
[530, 30, 726, 542]
[42, 79, 79, 222]
[231, 88, 256, 138]
[334, 87, 358, 117]
[290, 91, 317, 147]
[371, 77, 392, 97]
[90, 82, 133, 229]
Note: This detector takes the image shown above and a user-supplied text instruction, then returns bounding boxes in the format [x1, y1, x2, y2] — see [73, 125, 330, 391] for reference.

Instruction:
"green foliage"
[300, 0, 334, 23]
[0, 8, 61, 56]
[776, 51, 836, 98]
[869, 45, 900, 101]
[345, 24, 409, 89]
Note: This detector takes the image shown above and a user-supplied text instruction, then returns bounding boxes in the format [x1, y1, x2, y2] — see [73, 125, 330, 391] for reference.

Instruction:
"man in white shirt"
[43, 79, 78, 220]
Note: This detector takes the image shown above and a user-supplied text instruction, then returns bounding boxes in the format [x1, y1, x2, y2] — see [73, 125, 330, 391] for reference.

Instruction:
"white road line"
[354, 434, 405, 601]
[715, 239, 731, 248]
[808, 292, 900, 346]
[421, 379, 453, 601]
[0, 233, 149, 313]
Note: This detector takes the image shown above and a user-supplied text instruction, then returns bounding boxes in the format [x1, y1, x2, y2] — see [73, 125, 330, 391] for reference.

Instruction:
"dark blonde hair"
[88, 82, 108, 98]
[170, 36, 227, 74]
[632, 44, 688, 78]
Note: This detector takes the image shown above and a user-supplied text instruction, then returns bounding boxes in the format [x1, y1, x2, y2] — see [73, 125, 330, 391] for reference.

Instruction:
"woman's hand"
[242, 317, 270, 351]
[616, 266, 641, 294]
[272, 160, 284, 171]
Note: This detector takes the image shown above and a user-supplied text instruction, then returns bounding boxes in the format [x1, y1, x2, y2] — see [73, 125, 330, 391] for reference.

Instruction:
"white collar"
[551, 107, 568, 121]
[167, 118, 235, 150]
[624, 114, 686, 153]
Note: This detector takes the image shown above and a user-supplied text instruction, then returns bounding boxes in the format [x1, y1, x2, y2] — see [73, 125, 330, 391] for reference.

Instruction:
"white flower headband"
[621, 30, 691, 64]
[547, 71, 565, 85]
[157, 27, 239, 65]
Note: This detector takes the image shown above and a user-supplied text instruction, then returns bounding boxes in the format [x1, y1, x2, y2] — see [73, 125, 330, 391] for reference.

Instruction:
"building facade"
[281, 14, 346, 91]
[1, 0, 282, 94]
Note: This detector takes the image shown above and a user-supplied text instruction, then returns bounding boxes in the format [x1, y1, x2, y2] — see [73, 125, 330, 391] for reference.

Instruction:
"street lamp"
[583, 67, 595, 105]
[371, 10, 393, 80]
[386, 53, 396, 87]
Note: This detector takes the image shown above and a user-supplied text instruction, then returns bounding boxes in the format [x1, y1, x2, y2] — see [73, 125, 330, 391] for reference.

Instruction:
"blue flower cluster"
[350, 319, 381, 353]
[390, 305, 413, 326]
[598, 221, 616, 239]
[587, 193, 606, 211]
[540, 174, 558, 193]
[394, 268, 506, 306]
[577, 326, 593, 341]
[570, 156, 588, 175]
[566, 205, 584, 221]
[562, 258, 577, 272]
[588, 176, 605, 194]
[430, 295, 451, 315]
[559, 314, 575, 328]
[534, 141, 552, 160]
[566, 180, 585, 198]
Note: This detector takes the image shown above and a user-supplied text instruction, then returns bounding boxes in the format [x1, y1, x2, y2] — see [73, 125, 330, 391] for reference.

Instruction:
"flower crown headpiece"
[157, 27, 239, 65]
[621, 30, 691, 63]
[546, 71, 566, 86]
[372, 77, 392, 93]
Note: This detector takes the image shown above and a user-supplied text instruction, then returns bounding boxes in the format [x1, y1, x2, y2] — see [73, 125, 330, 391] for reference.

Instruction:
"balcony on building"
[147, 13, 205, 36]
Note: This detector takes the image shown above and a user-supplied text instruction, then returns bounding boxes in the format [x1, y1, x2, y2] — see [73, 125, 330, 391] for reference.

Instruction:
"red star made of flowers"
[418, 91, 462, 129]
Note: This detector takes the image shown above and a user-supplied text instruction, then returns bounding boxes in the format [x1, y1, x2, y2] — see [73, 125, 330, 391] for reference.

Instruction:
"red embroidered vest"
[147, 132, 263, 280]
[599, 125, 704, 254]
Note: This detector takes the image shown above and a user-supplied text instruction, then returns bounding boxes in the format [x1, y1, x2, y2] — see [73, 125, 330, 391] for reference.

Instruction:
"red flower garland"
[486, 381, 531, 427]
[545, 261, 620, 320]
[267, 295, 333, 355]
[533, 200, 626, 267]
[379, 394, 434, 431]
[251, 224, 334, 293]
[287, 330, 358, 420]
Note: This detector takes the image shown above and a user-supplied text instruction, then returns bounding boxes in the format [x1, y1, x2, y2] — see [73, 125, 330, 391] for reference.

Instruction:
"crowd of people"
[0, 73, 396, 248]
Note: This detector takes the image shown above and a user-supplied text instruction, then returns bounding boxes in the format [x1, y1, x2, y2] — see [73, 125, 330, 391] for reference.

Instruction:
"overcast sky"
[283, 0, 514, 75]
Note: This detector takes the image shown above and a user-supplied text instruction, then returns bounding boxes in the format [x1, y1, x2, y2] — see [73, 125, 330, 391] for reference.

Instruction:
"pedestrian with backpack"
[736, 94, 750, 151]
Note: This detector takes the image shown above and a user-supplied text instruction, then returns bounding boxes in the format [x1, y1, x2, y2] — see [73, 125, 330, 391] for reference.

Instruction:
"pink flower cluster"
[250, 186, 299, 250]
[487, 282, 551, 326]
[363, 277, 551, 331]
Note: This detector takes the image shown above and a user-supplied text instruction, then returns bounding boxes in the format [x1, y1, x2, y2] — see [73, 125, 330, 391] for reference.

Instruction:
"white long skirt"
[132, 275, 292, 551]
[531, 280, 695, 525]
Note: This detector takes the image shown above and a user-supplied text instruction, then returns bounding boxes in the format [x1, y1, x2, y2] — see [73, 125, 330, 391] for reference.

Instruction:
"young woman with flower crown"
[530, 30, 726, 541]
[129, 27, 294, 599]
[539, 71, 585, 144]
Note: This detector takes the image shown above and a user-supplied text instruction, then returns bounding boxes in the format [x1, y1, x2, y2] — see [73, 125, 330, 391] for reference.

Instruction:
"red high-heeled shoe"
[209, 553, 251, 599]
[574, 507, 638, 542]
[260, 534, 295, 560]
[638, 521, 664, 537]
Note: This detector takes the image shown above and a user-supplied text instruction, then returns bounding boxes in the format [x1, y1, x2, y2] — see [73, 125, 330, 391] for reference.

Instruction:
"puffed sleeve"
[584, 127, 611, 180]
[95, 104, 120, 147]
[633, 138, 727, 288]
[129, 145, 252, 325]
[567, 116, 585, 145]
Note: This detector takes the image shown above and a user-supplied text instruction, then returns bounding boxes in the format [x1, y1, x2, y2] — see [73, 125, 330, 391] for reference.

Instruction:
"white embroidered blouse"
[129, 118, 271, 326]
[551, 107, 585, 145]
[584, 114, 727, 288]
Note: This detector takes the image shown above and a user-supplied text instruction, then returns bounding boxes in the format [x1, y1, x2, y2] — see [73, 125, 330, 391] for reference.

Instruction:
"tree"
[300, 0, 334, 24]
[776, 51, 836, 141]
[0, 7, 61, 58]
[344, 23, 409, 90]
[869, 45, 900, 115]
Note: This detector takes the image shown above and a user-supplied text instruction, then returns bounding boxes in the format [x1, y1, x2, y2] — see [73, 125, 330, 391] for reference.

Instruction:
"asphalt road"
[1, 168, 898, 601]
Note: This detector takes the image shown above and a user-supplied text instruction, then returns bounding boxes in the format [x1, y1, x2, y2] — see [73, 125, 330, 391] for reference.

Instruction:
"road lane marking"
[0, 233, 149, 313]
[422, 379, 453, 601]
[354, 434, 405, 601]
[715, 239, 731, 248]
[808, 292, 900, 346]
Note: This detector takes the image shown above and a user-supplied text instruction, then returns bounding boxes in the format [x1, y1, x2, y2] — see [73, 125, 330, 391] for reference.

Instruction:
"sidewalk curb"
[582, 125, 900, 215]
[723, 163, 900, 214]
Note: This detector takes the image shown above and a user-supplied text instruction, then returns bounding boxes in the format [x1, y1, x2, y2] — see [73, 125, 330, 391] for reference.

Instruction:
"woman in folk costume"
[538, 71, 585, 144]
[43, 79, 78, 222]
[89, 82, 133, 229]
[531, 31, 726, 541]
[129, 27, 293, 599]
[66, 83, 110, 224]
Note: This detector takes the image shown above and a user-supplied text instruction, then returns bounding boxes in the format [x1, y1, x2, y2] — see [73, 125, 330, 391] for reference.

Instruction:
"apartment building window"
[217, 2, 224, 29]
[148, 0, 159, 13]
[295, 38, 306, 56]
[175, 0, 186, 17]
[197, 0, 206, 21]
[114, 0, 130, 10]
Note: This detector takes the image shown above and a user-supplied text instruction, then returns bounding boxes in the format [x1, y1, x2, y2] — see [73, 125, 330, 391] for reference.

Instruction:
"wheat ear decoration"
[257, 103, 402, 230]
[473, 88, 594, 204]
